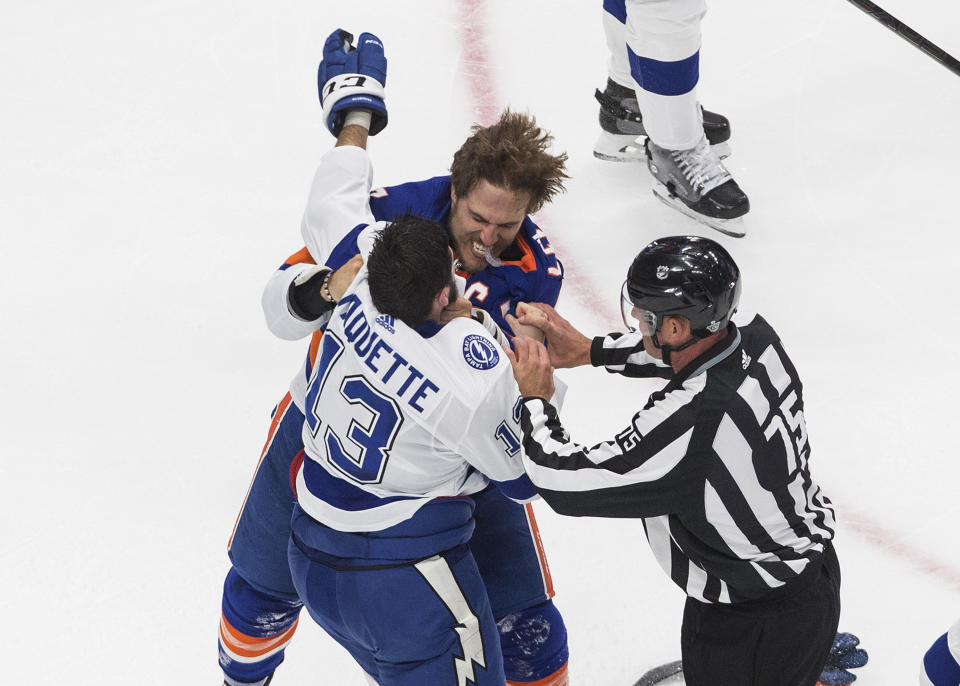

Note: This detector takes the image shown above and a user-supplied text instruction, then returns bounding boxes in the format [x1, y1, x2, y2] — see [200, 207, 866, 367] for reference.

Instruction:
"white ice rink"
[3, 1, 960, 684]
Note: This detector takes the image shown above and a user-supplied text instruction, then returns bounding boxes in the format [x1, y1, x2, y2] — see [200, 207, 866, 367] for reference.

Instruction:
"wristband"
[342, 109, 372, 131]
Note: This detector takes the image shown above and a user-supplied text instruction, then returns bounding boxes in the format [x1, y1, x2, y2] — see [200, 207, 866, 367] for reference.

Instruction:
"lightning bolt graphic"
[414, 556, 488, 686]
[453, 620, 487, 686]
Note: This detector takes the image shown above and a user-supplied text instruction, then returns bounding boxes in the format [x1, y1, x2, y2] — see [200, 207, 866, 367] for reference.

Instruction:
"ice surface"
[2, 1, 959, 683]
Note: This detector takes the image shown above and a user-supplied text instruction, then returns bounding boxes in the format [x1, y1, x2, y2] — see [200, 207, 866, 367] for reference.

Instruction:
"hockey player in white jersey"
[288, 215, 541, 686]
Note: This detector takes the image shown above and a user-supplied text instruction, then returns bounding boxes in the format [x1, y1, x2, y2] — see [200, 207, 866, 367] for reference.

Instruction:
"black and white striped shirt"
[519, 315, 836, 604]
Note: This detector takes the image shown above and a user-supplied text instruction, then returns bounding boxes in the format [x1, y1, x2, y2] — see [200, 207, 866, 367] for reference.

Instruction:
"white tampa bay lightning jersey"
[296, 268, 537, 533]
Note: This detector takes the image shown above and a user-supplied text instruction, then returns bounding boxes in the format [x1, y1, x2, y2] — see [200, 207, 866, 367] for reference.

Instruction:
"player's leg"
[625, 0, 749, 225]
[219, 394, 306, 685]
[289, 535, 506, 686]
[595, 0, 730, 162]
[470, 486, 569, 685]
[219, 568, 302, 686]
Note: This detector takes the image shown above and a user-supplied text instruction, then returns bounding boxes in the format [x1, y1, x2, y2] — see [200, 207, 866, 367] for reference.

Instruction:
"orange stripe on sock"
[524, 503, 555, 598]
[506, 662, 569, 686]
[227, 393, 294, 548]
[219, 615, 299, 659]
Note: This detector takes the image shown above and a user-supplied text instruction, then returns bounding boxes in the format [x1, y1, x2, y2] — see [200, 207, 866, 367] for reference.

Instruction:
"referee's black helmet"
[622, 235, 741, 338]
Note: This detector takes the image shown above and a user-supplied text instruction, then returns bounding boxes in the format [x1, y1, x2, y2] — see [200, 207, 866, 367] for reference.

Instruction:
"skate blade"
[651, 183, 746, 238]
[594, 132, 731, 162]
[593, 131, 646, 163]
[631, 660, 684, 686]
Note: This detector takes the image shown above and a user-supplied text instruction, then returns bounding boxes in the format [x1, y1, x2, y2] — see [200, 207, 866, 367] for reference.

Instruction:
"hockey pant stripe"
[506, 662, 569, 686]
[227, 392, 295, 548]
[219, 614, 300, 663]
[523, 503, 555, 598]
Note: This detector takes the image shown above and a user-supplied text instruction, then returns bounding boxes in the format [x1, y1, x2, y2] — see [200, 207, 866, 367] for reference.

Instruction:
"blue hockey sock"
[219, 568, 302, 684]
[498, 599, 569, 683]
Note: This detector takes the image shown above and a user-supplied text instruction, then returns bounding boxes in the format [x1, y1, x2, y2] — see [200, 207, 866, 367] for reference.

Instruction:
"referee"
[506, 236, 841, 686]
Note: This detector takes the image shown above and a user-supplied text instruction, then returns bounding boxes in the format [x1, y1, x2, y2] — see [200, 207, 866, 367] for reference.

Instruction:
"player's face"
[449, 180, 530, 273]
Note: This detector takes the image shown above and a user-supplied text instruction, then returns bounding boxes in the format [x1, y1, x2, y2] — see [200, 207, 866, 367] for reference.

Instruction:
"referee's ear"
[661, 316, 691, 344]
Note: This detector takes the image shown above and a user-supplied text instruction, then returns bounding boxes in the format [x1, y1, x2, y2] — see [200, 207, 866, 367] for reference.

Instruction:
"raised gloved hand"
[318, 29, 388, 136]
[817, 632, 869, 685]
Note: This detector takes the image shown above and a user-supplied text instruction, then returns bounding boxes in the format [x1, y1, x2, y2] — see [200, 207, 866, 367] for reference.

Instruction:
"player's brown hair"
[450, 110, 568, 214]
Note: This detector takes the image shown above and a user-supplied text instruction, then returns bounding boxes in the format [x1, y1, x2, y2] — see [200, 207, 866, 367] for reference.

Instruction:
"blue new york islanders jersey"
[369, 175, 564, 337]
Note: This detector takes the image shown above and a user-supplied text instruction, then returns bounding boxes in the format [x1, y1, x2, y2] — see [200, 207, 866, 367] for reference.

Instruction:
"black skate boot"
[645, 136, 749, 237]
[594, 78, 731, 162]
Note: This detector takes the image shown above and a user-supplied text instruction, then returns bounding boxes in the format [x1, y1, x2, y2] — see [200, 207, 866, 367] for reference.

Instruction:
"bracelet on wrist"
[321, 270, 337, 303]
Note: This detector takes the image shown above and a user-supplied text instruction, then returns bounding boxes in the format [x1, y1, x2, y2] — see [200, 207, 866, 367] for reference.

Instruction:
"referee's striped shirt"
[519, 315, 836, 604]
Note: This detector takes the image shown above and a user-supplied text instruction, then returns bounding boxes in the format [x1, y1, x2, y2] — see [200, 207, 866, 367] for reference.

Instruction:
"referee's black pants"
[680, 543, 841, 686]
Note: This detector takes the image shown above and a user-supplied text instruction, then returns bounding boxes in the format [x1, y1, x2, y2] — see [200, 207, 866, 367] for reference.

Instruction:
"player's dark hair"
[450, 109, 568, 214]
[367, 214, 453, 328]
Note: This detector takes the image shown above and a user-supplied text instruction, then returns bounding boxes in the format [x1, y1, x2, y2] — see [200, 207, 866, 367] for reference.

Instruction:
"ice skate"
[645, 136, 749, 237]
[594, 79, 731, 162]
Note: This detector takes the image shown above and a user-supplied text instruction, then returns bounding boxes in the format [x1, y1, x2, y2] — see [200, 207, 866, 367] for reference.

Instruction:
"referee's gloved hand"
[817, 632, 868, 685]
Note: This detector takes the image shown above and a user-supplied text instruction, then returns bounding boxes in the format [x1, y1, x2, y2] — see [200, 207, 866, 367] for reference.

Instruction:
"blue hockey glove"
[817, 632, 869, 685]
[318, 29, 388, 136]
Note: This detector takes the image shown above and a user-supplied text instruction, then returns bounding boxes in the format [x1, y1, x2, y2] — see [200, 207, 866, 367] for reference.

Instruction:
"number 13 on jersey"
[304, 333, 403, 485]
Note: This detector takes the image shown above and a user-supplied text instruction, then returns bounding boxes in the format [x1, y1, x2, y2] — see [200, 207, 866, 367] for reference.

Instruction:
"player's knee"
[220, 569, 303, 683]
[498, 599, 569, 684]
[222, 567, 302, 632]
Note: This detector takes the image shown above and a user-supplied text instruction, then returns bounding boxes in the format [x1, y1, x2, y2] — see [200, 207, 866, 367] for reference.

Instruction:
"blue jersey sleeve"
[369, 176, 452, 224]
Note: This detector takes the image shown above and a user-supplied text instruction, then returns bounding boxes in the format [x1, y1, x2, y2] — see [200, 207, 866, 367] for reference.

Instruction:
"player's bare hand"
[514, 302, 592, 369]
[328, 254, 363, 301]
[505, 335, 555, 400]
[505, 312, 544, 342]
[436, 296, 473, 325]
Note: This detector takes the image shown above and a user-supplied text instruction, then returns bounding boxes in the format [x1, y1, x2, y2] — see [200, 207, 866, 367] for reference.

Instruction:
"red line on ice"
[454, 0, 960, 592]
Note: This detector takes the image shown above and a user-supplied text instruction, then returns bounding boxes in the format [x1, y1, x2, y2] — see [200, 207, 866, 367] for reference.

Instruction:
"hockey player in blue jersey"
[219, 29, 570, 686]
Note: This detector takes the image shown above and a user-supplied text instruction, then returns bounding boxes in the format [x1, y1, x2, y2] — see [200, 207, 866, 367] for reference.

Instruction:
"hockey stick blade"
[650, 184, 747, 238]
[844, 0, 960, 77]
[632, 660, 684, 686]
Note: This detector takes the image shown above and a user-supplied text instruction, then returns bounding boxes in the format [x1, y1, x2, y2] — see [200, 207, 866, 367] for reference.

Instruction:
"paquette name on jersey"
[462, 334, 499, 370]
[336, 295, 440, 413]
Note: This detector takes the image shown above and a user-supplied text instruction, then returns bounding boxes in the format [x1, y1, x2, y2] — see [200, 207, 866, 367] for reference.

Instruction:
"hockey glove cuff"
[288, 265, 336, 321]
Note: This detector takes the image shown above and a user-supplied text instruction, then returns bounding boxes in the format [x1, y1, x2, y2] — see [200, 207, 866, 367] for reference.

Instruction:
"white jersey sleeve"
[430, 322, 538, 503]
[261, 146, 378, 342]
[301, 145, 375, 264]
